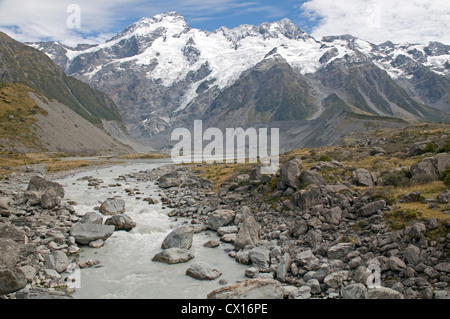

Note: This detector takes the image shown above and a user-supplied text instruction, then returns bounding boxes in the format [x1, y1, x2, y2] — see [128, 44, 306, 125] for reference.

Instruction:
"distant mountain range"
[22, 12, 450, 151]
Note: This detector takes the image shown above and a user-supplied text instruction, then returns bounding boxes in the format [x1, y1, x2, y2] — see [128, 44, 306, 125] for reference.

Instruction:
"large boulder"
[407, 140, 432, 157]
[99, 198, 126, 215]
[186, 262, 222, 280]
[367, 287, 404, 299]
[207, 278, 284, 299]
[161, 226, 195, 250]
[410, 153, 450, 183]
[208, 210, 235, 231]
[234, 216, 261, 250]
[327, 243, 354, 260]
[249, 246, 270, 271]
[70, 223, 115, 245]
[105, 214, 136, 232]
[152, 248, 194, 264]
[27, 176, 65, 198]
[324, 207, 342, 225]
[280, 160, 301, 189]
[291, 188, 321, 211]
[0, 267, 27, 295]
[295, 250, 320, 271]
[157, 171, 181, 189]
[0, 238, 22, 269]
[341, 283, 367, 299]
[300, 170, 326, 186]
[358, 200, 386, 217]
[0, 224, 27, 244]
[352, 169, 376, 187]
[44, 251, 69, 273]
[80, 212, 104, 224]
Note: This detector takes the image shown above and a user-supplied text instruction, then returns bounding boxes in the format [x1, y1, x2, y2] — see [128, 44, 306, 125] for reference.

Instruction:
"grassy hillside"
[0, 32, 123, 126]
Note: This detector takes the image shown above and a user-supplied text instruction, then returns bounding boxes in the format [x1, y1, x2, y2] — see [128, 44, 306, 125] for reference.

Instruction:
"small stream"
[55, 161, 247, 299]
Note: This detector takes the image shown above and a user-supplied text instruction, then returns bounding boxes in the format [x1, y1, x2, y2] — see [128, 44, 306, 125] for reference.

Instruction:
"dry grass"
[45, 159, 113, 173]
[395, 202, 450, 222]
[116, 153, 170, 160]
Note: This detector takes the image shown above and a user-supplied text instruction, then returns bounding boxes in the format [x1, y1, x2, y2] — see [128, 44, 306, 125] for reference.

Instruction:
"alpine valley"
[29, 12, 450, 151]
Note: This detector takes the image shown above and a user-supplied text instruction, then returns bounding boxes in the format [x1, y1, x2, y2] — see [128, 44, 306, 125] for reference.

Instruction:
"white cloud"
[0, 0, 285, 45]
[300, 0, 450, 44]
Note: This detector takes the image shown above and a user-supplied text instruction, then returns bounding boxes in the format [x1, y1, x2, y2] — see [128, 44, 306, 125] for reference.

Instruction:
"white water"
[55, 161, 247, 299]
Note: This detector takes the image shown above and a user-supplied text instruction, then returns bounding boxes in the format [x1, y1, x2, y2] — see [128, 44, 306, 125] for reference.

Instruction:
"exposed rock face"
[352, 169, 376, 187]
[99, 198, 126, 215]
[161, 226, 195, 250]
[207, 278, 285, 299]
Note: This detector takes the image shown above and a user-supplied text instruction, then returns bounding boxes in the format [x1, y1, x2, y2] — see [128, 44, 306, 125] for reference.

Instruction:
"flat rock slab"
[207, 278, 284, 299]
[152, 248, 195, 264]
[70, 223, 115, 245]
[186, 262, 222, 280]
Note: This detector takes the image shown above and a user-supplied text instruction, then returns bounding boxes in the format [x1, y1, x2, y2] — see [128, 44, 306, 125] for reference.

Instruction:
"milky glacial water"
[55, 161, 247, 299]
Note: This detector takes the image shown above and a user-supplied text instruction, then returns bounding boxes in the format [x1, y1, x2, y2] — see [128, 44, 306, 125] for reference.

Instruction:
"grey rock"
[358, 200, 386, 217]
[300, 170, 326, 186]
[157, 172, 181, 189]
[161, 226, 194, 250]
[249, 246, 270, 271]
[204, 240, 220, 248]
[276, 253, 291, 283]
[292, 188, 321, 211]
[99, 198, 126, 215]
[306, 278, 321, 294]
[407, 140, 431, 156]
[89, 239, 105, 248]
[234, 216, 261, 250]
[27, 176, 65, 198]
[341, 283, 367, 299]
[152, 248, 195, 264]
[324, 206, 342, 225]
[296, 250, 319, 271]
[0, 223, 27, 243]
[434, 262, 450, 273]
[399, 191, 421, 203]
[186, 262, 222, 280]
[388, 256, 406, 272]
[207, 278, 284, 299]
[327, 243, 354, 260]
[434, 290, 450, 299]
[292, 220, 308, 237]
[217, 226, 238, 236]
[437, 190, 450, 204]
[234, 206, 251, 225]
[410, 153, 450, 183]
[208, 210, 235, 231]
[245, 267, 259, 278]
[289, 286, 312, 299]
[324, 271, 349, 289]
[44, 251, 69, 273]
[40, 191, 61, 209]
[105, 214, 136, 232]
[403, 244, 422, 266]
[70, 222, 115, 245]
[0, 238, 21, 269]
[18, 266, 37, 282]
[306, 229, 322, 250]
[0, 267, 27, 295]
[280, 160, 301, 189]
[367, 287, 405, 299]
[352, 169, 375, 187]
[80, 212, 103, 224]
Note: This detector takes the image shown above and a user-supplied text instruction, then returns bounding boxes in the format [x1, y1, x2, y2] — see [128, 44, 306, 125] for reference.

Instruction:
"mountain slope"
[0, 82, 132, 154]
[0, 32, 123, 126]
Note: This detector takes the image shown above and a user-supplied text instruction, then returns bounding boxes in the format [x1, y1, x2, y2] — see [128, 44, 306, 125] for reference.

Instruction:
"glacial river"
[55, 161, 247, 299]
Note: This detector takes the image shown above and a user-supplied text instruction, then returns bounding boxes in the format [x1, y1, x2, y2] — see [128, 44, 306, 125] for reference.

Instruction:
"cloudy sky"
[0, 0, 448, 46]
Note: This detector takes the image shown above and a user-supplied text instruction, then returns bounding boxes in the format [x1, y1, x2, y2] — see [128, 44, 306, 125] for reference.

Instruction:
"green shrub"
[382, 169, 412, 187]
[423, 142, 438, 153]
[319, 155, 332, 162]
[443, 167, 450, 187]
[436, 139, 450, 153]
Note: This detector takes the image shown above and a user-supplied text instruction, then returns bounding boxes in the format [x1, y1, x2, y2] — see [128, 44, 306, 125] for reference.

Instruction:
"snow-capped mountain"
[29, 12, 450, 150]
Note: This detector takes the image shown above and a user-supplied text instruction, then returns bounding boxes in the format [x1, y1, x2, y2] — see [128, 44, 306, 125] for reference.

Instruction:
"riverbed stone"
[99, 198, 126, 215]
[249, 246, 270, 271]
[161, 226, 195, 250]
[105, 214, 136, 232]
[80, 212, 103, 224]
[208, 210, 235, 230]
[207, 278, 284, 299]
[70, 223, 115, 245]
[367, 287, 405, 299]
[27, 176, 65, 198]
[152, 248, 195, 264]
[44, 251, 69, 273]
[0, 267, 27, 295]
[186, 262, 222, 280]
[234, 216, 261, 250]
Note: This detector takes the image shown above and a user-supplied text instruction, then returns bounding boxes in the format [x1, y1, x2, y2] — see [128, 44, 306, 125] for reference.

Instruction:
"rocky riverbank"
[1, 145, 450, 299]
